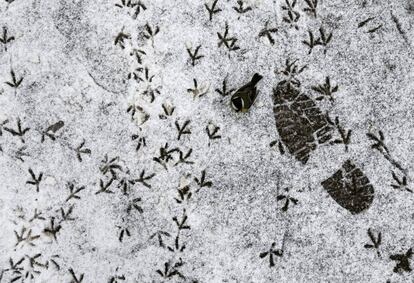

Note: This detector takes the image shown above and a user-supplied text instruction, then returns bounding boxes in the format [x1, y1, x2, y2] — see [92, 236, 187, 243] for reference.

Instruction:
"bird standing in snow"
[230, 73, 263, 112]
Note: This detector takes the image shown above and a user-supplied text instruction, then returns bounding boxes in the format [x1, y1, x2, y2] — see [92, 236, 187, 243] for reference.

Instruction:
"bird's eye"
[231, 97, 243, 111]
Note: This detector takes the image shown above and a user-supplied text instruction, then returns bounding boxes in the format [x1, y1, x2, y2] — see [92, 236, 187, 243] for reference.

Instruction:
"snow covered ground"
[1, 0, 414, 282]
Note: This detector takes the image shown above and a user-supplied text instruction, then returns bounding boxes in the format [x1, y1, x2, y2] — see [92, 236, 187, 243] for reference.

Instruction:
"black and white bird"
[230, 73, 263, 112]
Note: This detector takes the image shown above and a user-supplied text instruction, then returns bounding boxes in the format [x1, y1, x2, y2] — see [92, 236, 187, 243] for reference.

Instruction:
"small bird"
[230, 73, 263, 112]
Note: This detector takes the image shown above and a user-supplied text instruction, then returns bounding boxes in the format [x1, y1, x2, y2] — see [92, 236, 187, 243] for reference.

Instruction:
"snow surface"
[1, 0, 414, 282]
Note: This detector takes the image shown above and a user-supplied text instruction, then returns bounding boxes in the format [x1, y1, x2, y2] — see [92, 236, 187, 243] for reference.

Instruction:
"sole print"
[321, 160, 374, 214]
[273, 82, 334, 164]
[273, 81, 374, 214]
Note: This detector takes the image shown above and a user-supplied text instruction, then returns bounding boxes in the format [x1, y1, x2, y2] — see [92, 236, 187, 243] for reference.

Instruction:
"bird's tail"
[250, 73, 263, 85]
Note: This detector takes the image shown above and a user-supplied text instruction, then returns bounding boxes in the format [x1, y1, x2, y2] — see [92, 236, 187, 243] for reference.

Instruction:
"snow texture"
[1, 0, 414, 282]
